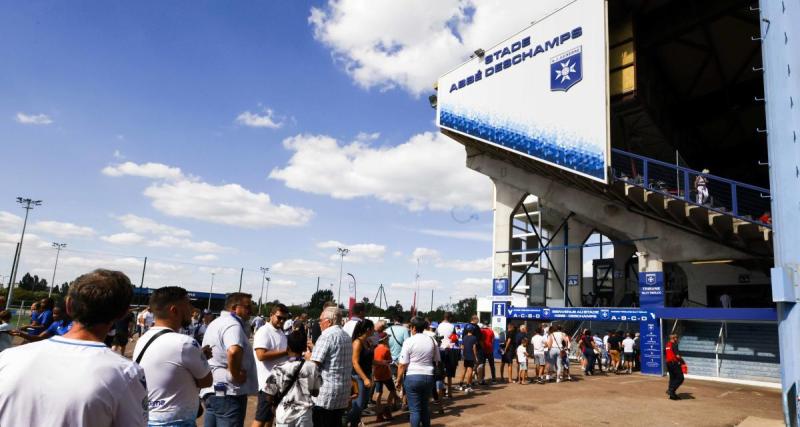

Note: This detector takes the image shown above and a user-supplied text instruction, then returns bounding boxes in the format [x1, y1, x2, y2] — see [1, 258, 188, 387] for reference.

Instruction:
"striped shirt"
[311, 325, 353, 410]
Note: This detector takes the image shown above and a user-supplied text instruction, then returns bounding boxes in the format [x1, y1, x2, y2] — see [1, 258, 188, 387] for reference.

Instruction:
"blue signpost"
[638, 272, 664, 375]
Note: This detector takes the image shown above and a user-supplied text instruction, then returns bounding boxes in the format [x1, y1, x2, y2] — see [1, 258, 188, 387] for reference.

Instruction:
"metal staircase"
[610, 148, 772, 257]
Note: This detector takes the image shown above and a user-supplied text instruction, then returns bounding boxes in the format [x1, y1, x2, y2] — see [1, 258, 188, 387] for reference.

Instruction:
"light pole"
[6, 197, 42, 310]
[49, 242, 66, 297]
[258, 267, 269, 314]
[264, 277, 271, 307]
[207, 272, 215, 310]
[336, 247, 349, 304]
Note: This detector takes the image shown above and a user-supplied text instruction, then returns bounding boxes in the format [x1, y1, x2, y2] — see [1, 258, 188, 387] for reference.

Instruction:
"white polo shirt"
[200, 311, 258, 396]
[253, 322, 288, 392]
[133, 327, 211, 424]
[0, 336, 148, 427]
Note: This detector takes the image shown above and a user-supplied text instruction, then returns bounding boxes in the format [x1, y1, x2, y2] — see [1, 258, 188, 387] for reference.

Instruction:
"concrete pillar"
[760, 0, 800, 423]
[491, 180, 527, 280]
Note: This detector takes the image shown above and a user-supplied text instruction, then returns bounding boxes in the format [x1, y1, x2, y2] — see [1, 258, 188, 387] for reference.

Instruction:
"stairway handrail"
[611, 148, 770, 193]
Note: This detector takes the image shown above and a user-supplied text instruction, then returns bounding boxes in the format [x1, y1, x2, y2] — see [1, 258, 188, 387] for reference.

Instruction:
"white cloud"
[102, 162, 185, 181]
[101, 232, 145, 245]
[147, 235, 227, 253]
[411, 247, 441, 261]
[15, 112, 53, 125]
[309, 0, 569, 96]
[409, 247, 490, 272]
[117, 214, 192, 237]
[144, 181, 313, 228]
[418, 228, 491, 242]
[102, 161, 314, 228]
[390, 279, 441, 290]
[30, 221, 95, 238]
[451, 277, 489, 299]
[0, 211, 22, 229]
[438, 256, 491, 272]
[235, 108, 284, 129]
[271, 259, 336, 278]
[270, 279, 297, 287]
[317, 240, 386, 263]
[270, 132, 491, 212]
[355, 132, 380, 141]
[113, 149, 125, 159]
[193, 254, 219, 262]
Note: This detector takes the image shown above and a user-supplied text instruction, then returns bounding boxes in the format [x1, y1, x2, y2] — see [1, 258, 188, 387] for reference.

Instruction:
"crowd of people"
[0, 268, 687, 427]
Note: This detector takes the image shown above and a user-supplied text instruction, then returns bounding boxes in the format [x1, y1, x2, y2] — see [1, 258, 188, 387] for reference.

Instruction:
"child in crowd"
[459, 328, 478, 393]
[373, 333, 398, 421]
[263, 331, 321, 427]
[517, 337, 529, 385]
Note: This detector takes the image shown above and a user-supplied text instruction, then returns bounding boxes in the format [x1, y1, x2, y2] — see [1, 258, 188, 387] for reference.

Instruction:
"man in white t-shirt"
[622, 332, 636, 374]
[531, 327, 547, 384]
[0, 269, 148, 426]
[253, 303, 290, 427]
[435, 312, 457, 397]
[342, 303, 366, 337]
[133, 286, 212, 425]
[200, 292, 258, 426]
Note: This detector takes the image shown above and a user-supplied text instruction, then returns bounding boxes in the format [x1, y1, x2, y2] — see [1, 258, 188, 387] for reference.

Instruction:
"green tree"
[308, 289, 334, 318]
[452, 297, 477, 322]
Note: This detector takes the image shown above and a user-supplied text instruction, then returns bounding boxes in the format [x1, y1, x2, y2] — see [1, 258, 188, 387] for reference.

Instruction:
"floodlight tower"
[258, 267, 269, 313]
[49, 242, 67, 297]
[5, 197, 42, 310]
[336, 247, 349, 304]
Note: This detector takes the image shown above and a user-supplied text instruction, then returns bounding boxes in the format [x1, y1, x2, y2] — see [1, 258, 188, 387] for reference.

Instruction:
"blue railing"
[611, 149, 772, 227]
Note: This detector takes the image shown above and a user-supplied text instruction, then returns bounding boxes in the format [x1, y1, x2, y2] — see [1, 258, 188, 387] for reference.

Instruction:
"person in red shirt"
[372, 333, 397, 421]
[477, 324, 497, 385]
[665, 334, 685, 400]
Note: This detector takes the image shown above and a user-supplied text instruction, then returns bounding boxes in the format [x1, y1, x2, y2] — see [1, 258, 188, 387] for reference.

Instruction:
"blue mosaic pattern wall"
[440, 109, 605, 180]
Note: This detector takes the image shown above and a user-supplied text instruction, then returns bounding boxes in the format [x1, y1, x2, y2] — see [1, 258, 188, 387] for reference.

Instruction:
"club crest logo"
[550, 46, 583, 92]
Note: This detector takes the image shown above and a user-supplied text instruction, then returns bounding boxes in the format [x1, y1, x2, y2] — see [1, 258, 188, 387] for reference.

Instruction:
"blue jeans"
[203, 395, 248, 427]
[404, 375, 434, 427]
[346, 375, 370, 427]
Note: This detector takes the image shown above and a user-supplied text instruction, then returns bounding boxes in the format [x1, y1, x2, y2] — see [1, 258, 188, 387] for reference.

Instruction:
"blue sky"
[2, 0, 556, 307]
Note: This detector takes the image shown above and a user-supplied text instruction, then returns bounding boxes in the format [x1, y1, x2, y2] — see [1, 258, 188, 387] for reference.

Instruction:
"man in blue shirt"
[13, 306, 72, 342]
[385, 315, 410, 365]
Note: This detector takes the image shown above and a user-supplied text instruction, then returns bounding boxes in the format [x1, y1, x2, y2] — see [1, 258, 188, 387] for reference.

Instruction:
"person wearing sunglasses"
[253, 303, 291, 427]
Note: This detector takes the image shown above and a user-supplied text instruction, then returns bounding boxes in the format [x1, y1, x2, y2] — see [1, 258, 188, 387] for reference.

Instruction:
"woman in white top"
[547, 325, 568, 383]
[396, 317, 441, 427]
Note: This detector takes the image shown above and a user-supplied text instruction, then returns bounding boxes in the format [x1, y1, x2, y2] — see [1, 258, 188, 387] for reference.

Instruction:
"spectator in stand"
[12, 306, 72, 342]
[607, 330, 623, 373]
[435, 312, 458, 397]
[396, 316, 440, 427]
[622, 332, 636, 374]
[0, 269, 148, 426]
[253, 303, 290, 427]
[759, 210, 772, 225]
[133, 286, 213, 426]
[516, 336, 529, 385]
[0, 310, 14, 353]
[500, 323, 516, 383]
[262, 331, 321, 427]
[200, 292, 258, 426]
[343, 303, 366, 338]
[457, 327, 478, 393]
[477, 323, 497, 385]
[580, 329, 598, 376]
[373, 333, 397, 422]
[665, 334, 685, 400]
[348, 319, 375, 427]
[310, 306, 353, 427]
[695, 169, 710, 205]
